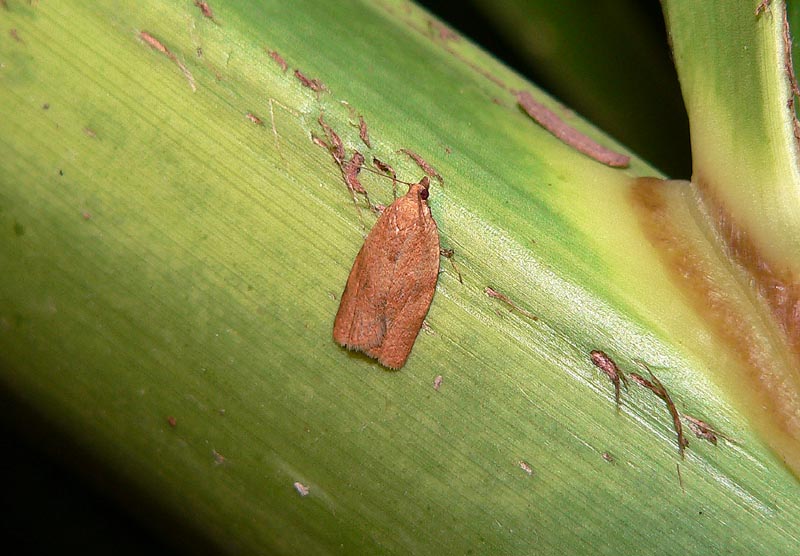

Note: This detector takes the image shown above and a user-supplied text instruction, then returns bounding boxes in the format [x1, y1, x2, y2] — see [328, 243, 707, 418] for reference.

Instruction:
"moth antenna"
[359, 165, 416, 186]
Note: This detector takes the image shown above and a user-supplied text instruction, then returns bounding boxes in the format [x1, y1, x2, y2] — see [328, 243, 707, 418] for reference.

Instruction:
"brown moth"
[333, 176, 440, 369]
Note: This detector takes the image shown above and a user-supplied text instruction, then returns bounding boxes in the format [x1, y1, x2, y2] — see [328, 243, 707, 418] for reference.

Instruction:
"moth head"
[418, 176, 431, 200]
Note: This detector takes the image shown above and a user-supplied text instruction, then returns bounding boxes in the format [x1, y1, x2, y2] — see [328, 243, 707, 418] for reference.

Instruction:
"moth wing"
[368, 208, 440, 369]
[333, 206, 398, 351]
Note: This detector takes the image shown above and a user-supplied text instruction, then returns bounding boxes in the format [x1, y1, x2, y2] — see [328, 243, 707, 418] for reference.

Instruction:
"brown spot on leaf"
[683, 415, 719, 445]
[342, 151, 367, 196]
[630, 363, 688, 458]
[10, 28, 24, 44]
[433, 375, 443, 391]
[194, 1, 216, 21]
[294, 69, 326, 95]
[167, 416, 177, 428]
[515, 90, 629, 167]
[318, 115, 344, 165]
[139, 31, 196, 92]
[267, 49, 288, 72]
[400, 148, 443, 186]
[780, 8, 800, 144]
[245, 112, 264, 125]
[439, 247, 463, 284]
[756, 0, 772, 16]
[358, 116, 372, 148]
[310, 132, 329, 150]
[590, 350, 628, 410]
[140, 30, 168, 54]
[212, 449, 226, 465]
[372, 157, 397, 198]
[371, 157, 395, 177]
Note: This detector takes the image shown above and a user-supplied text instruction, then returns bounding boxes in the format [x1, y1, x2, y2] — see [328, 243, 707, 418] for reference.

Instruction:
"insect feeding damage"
[484, 286, 538, 321]
[630, 365, 688, 458]
[139, 31, 196, 92]
[515, 90, 629, 168]
[590, 350, 628, 410]
[333, 177, 440, 370]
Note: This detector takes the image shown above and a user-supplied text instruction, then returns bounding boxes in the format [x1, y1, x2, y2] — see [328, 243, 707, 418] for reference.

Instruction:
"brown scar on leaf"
[245, 112, 264, 126]
[358, 116, 372, 148]
[140, 31, 168, 54]
[517, 460, 533, 476]
[399, 148, 444, 186]
[781, 7, 800, 143]
[167, 416, 177, 428]
[682, 415, 735, 446]
[294, 69, 327, 96]
[318, 114, 345, 165]
[212, 449, 226, 465]
[310, 132, 329, 150]
[601, 451, 614, 463]
[194, 1, 217, 22]
[372, 157, 397, 199]
[515, 91, 629, 168]
[267, 49, 288, 72]
[439, 247, 464, 284]
[485, 286, 538, 322]
[314, 118, 370, 220]
[756, 0, 772, 16]
[83, 127, 97, 138]
[139, 31, 196, 92]
[342, 151, 370, 200]
[589, 350, 629, 410]
[10, 29, 24, 44]
[630, 363, 688, 458]
[433, 374, 443, 391]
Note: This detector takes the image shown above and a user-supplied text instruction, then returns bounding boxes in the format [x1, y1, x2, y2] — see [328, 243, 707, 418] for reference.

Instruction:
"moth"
[333, 177, 440, 369]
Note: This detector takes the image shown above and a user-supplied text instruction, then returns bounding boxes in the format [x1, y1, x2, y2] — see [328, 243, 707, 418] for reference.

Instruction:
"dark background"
[1, 1, 689, 554]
